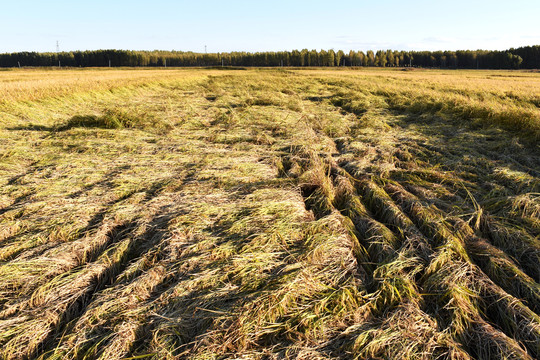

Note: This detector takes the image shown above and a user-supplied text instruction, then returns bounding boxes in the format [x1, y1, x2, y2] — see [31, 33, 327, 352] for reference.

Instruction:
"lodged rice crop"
[0, 67, 538, 359]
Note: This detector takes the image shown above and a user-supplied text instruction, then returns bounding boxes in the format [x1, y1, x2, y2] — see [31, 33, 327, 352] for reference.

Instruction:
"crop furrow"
[333, 175, 399, 266]
[0, 221, 132, 320]
[46, 265, 170, 360]
[0, 199, 179, 359]
[329, 167, 478, 358]
[452, 218, 540, 315]
[384, 182, 540, 357]
[0, 225, 136, 360]
[45, 219, 195, 359]
[424, 247, 534, 360]
[479, 215, 540, 282]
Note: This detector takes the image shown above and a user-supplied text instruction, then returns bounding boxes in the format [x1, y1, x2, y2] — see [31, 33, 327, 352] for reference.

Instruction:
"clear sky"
[1, 0, 539, 53]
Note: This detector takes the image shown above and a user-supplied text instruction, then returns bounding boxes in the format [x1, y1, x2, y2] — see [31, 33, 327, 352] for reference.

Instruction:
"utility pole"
[164, 59, 166, 67]
[56, 41, 60, 68]
[205, 45, 207, 54]
[109, 59, 111, 67]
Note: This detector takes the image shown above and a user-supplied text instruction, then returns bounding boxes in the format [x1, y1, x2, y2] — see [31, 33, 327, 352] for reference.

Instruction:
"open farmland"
[0, 67, 539, 359]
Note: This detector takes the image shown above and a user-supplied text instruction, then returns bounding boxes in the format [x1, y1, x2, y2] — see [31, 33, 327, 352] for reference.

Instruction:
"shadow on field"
[36, 201, 191, 359]
[394, 113, 540, 181]
[7, 115, 115, 132]
[131, 204, 309, 358]
[0, 162, 55, 218]
[8, 110, 150, 132]
[46, 197, 303, 359]
[6, 124, 56, 131]
[305, 95, 333, 102]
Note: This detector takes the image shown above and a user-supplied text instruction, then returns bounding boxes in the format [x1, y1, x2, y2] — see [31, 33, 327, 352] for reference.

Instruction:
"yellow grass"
[0, 67, 538, 359]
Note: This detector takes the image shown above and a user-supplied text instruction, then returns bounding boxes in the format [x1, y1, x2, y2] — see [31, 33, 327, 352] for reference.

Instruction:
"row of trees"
[0, 46, 538, 69]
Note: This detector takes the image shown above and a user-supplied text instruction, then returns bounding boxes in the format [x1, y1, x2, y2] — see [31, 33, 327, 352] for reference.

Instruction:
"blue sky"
[1, 0, 539, 53]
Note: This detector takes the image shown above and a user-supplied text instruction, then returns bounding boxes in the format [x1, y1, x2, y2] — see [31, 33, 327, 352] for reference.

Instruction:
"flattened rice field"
[0, 67, 539, 359]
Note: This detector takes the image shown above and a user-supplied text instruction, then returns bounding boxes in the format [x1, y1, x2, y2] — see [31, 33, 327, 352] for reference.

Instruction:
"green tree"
[327, 49, 335, 67]
[336, 50, 345, 66]
[375, 50, 387, 67]
[367, 50, 375, 66]
[309, 49, 318, 66]
[386, 50, 394, 67]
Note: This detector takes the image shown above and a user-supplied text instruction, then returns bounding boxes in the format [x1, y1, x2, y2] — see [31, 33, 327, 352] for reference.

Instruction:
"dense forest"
[0, 46, 538, 69]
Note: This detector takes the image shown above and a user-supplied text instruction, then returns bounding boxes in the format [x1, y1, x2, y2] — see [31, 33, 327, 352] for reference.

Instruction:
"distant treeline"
[1, 46, 539, 69]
